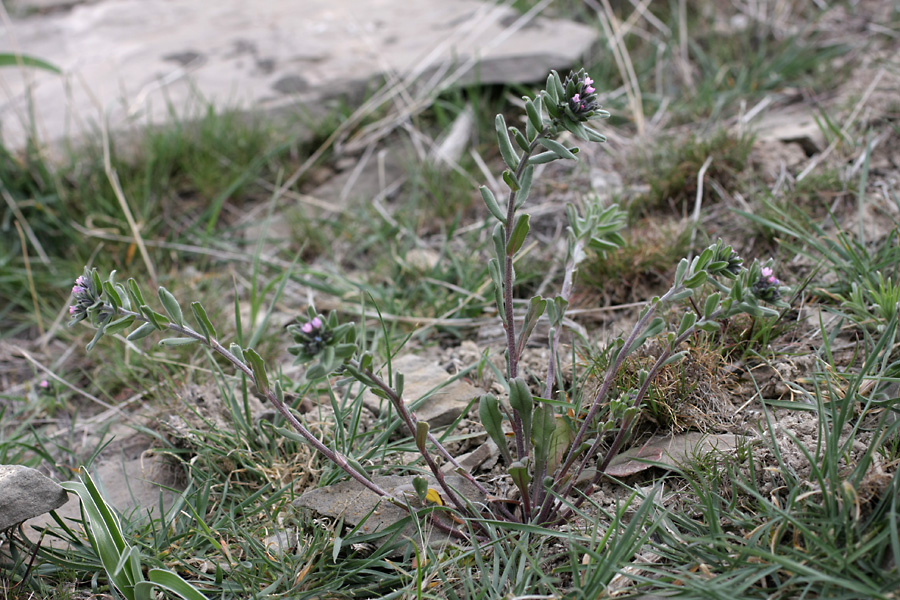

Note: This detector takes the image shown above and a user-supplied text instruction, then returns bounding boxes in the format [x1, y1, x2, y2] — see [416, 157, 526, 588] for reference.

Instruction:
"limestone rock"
[0, 465, 68, 530]
[294, 474, 483, 545]
[0, 0, 598, 151]
[362, 354, 480, 429]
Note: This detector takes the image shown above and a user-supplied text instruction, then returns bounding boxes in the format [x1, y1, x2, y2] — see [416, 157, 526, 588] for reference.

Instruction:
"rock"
[294, 474, 483, 546]
[361, 354, 481, 429]
[0, 0, 598, 152]
[0, 465, 68, 530]
[22, 433, 184, 547]
[753, 104, 826, 157]
[604, 432, 743, 477]
[444, 439, 500, 474]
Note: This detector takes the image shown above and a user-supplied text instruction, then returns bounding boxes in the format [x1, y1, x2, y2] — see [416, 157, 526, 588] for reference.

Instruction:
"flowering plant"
[68, 70, 788, 539]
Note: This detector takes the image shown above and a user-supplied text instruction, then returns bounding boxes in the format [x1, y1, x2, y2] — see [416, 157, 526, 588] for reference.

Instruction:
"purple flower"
[752, 266, 782, 303]
[300, 316, 324, 334]
[563, 69, 602, 122]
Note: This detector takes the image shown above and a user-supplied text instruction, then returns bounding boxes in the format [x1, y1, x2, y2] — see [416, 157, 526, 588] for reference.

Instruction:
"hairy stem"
[503, 132, 548, 462]
[109, 307, 403, 508]
[352, 361, 519, 525]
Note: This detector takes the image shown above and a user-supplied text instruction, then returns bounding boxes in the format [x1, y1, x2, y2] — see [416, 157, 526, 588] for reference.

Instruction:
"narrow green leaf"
[669, 289, 694, 302]
[85, 323, 107, 352]
[510, 126, 530, 152]
[140, 305, 167, 330]
[508, 460, 532, 495]
[518, 295, 547, 354]
[103, 281, 122, 311]
[506, 214, 531, 256]
[683, 271, 708, 289]
[532, 404, 555, 478]
[244, 348, 270, 392]
[157, 287, 184, 326]
[545, 72, 559, 103]
[528, 150, 560, 165]
[412, 476, 429, 503]
[0, 52, 62, 73]
[479, 394, 511, 464]
[516, 165, 534, 208]
[191, 301, 217, 343]
[525, 98, 543, 134]
[676, 312, 697, 339]
[496, 114, 520, 170]
[158, 337, 199, 346]
[104, 316, 135, 336]
[509, 377, 534, 444]
[674, 259, 689, 286]
[142, 569, 208, 600]
[395, 371, 404, 399]
[546, 416, 572, 475]
[662, 351, 688, 367]
[502, 169, 520, 192]
[127, 322, 157, 341]
[480, 186, 507, 225]
[492, 223, 507, 267]
[415, 421, 429, 453]
[704, 293, 721, 319]
[538, 138, 578, 161]
[584, 126, 607, 143]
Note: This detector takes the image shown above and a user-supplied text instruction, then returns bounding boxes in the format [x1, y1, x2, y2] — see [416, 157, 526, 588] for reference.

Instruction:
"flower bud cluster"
[68, 271, 100, 324]
[292, 316, 332, 357]
[752, 266, 782, 303]
[562, 69, 601, 122]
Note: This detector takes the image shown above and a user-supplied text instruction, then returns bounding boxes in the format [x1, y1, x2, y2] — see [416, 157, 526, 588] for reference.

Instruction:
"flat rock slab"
[362, 354, 480, 429]
[0, 0, 597, 150]
[294, 474, 483, 545]
[0, 464, 68, 530]
[22, 451, 183, 547]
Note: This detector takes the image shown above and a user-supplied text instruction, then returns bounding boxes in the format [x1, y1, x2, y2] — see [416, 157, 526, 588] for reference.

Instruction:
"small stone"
[294, 474, 483, 548]
[361, 354, 481, 429]
[0, 465, 68, 530]
[263, 529, 298, 557]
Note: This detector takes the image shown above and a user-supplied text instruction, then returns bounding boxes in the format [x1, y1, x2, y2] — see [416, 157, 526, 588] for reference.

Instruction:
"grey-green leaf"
[244, 348, 270, 392]
[496, 114, 520, 170]
[157, 287, 184, 326]
[158, 337, 199, 346]
[480, 186, 507, 225]
[538, 138, 578, 161]
[506, 214, 530, 256]
[127, 322, 157, 341]
[479, 394, 511, 464]
[191, 302, 217, 343]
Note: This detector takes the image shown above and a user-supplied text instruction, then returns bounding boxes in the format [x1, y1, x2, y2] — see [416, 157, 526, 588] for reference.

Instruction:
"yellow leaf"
[425, 488, 444, 506]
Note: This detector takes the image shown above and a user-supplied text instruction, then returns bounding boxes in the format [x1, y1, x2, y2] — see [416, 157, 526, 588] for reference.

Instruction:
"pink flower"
[584, 76, 593, 86]
[311, 316, 323, 329]
[761, 267, 773, 278]
[571, 93, 581, 103]
[301, 322, 313, 334]
[69, 305, 77, 314]
[39, 379, 49, 388]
